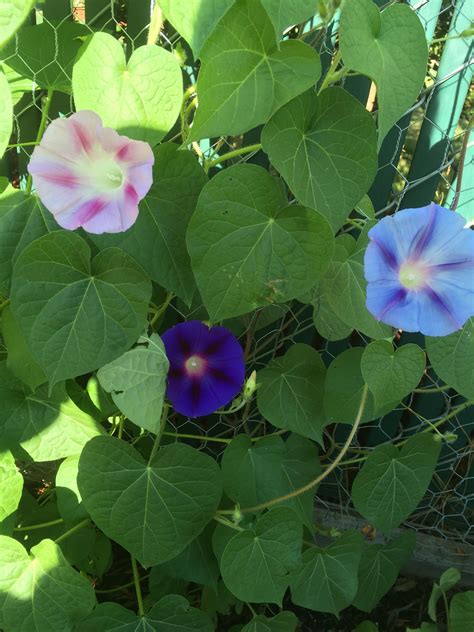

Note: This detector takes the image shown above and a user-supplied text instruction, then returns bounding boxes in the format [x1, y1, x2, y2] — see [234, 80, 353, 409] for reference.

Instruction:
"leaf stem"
[147, 404, 169, 466]
[0, 297, 10, 312]
[95, 573, 151, 594]
[149, 292, 174, 327]
[413, 383, 451, 394]
[25, 88, 54, 195]
[205, 143, 262, 171]
[147, 2, 163, 45]
[213, 515, 244, 531]
[131, 556, 145, 617]
[7, 141, 40, 149]
[318, 49, 344, 94]
[218, 384, 369, 515]
[54, 518, 90, 544]
[14, 517, 64, 532]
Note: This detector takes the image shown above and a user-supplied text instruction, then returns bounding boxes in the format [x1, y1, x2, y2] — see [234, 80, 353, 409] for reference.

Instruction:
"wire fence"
[1, 0, 473, 573]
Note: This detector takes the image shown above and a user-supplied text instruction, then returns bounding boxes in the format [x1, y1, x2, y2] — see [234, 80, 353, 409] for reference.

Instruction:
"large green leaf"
[2, 22, 89, 93]
[78, 436, 222, 567]
[353, 531, 416, 612]
[426, 318, 474, 399]
[56, 454, 90, 526]
[157, 524, 219, 591]
[0, 190, 58, 293]
[325, 230, 392, 338]
[157, 0, 234, 58]
[77, 596, 214, 632]
[361, 341, 425, 409]
[261, 0, 317, 35]
[241, 611, 298, 632]
[73, 32, 182, 145]
[97, 334, 169, 433]
[221, 434, 320, 528]
[187, 164, 334, 321]
[290, 531, 364, 615]
[339, 0, 427, 146]
[0, 363, 104, 462]
[262, 87, 377, 230]
[91, 143, 207, 304]
[11, 231, 151, 387]
[257, 343, 327, 444]
[0, 0, 34, 47]
[189, 0, 321, 140]
[2, 305, 47, 391]
[351, 433, 441, 535]
[0, 537, 96, 632]
[0, 70, 12, 159]
[220, 507, 302, 605]
[450, 591, 474, 632]
[324, 348, 394, 425]
[0, 450, 23, 529]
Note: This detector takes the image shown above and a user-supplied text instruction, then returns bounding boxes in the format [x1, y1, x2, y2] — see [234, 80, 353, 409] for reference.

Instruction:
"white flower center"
[185, 355, 206, 376]
[95, 160, 124, 191]
[399, 262, 429, 289]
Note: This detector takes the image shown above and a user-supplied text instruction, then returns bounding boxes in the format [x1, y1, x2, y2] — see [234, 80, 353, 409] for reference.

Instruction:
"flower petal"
[27, 110, 154, 234]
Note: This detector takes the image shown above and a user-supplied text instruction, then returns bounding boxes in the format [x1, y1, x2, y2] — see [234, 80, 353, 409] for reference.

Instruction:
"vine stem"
[95, 574, 151, 594]
[450, 118, 472, 211]
[147, 2, 163, 45]
[218, 384, 369, 515]
[317, 49, 349, 94]
[0, 297, 10, 312]
[205, 143, 262, 171]
[149, 292, 174, 327]
[25, 88, 54, 195]
[161, 428, 286, 444]
[413, 383, 450, 394]
[14, 517, 64, 532]
[131, 556, 145, 617]
[147, 404, 169, 466]
[54, 518, 90, 544]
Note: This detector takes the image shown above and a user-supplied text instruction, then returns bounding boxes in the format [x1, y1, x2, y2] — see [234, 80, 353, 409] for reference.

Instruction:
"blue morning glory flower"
[364, 203, 474, 336]
[162, 320, 245, 417]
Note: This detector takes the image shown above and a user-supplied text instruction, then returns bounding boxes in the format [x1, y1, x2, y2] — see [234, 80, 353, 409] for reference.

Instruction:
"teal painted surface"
[402, 0, 473, 208]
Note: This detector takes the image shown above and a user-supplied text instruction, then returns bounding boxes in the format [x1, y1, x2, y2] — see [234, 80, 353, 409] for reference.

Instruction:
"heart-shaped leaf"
[353, 531, 416, 612]
[98, 334, 169, 434]
[2, 306, 46, 391]
[76, 595, 214, 632]
[0, 0, 34, 47]
[220, 507, 303, 605]
[257, 344, 327, 444]
[221, 434, 320, 529]
[351, 433, 441, 534]
[0, 189, 58, 293]
[73, 32, 182, 145]
[0, 450, 23, 531]
[0, 363, 103, 462]
[324, 348, 396, 425]
[2, 22, 89, 93]
[91, 143, 207, 304]
[340, 0, 427, 145]
[450, 591, 474, 632]
[189, 0, 321, 140]
[78, 436, 222, 567]
[241, 611, 298, 632]
[56, 455, 89, 526]
[262, 87, 377, 230]
[426, 318, 474, 399]
[290, 530, 364, 615]
[361, 341, 425, 409]
[187, 164, 334, 321]
[11, 231, 151, 387]
[0, 70, 12, 159]
[0, 537, 96, 632]
[157, 0, 234, 58]
[261, 0, 319, 35]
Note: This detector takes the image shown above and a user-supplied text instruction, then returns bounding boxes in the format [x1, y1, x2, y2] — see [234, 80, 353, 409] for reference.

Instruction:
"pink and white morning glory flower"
[364, 203, 474, 337]
[28, 110, 154, 234]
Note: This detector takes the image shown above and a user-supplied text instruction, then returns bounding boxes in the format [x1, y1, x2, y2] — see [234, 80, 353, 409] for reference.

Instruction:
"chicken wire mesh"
[1, 0, 473, 575]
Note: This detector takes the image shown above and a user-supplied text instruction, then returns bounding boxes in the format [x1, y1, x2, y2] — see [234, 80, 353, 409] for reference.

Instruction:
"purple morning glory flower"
[364, 203, 474, 336]
[161, 321, 245, 417]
